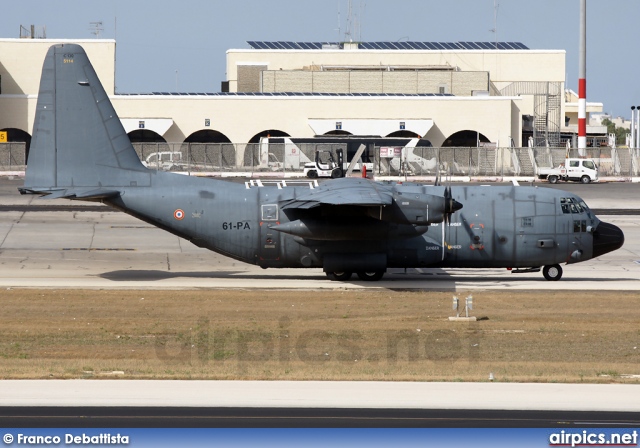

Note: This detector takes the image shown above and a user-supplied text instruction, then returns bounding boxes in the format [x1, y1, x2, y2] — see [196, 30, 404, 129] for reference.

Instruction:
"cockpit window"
[561, 197, 589, 214]
[579, 200, 589, 212]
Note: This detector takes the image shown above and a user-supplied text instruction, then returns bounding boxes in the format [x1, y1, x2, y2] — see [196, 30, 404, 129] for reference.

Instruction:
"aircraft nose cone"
[592, 221, 624, 258]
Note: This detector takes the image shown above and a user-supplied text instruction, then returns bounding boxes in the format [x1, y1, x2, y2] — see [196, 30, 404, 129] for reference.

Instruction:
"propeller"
[443, 184, 463, 224]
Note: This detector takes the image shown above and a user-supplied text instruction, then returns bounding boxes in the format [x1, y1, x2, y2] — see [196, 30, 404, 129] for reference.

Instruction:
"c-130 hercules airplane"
[20, 44, 625, 282]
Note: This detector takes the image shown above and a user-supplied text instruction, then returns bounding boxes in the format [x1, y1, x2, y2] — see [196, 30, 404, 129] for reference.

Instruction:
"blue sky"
[3, 0, 638, 118]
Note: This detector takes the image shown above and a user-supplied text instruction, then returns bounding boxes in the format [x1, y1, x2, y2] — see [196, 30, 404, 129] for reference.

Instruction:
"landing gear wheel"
[356, 271, 385, 281]
[326, 271, 352, 281]
[548, 175, 558, 184]
[580, 175, 591, 184]
[542, 264, 563, 281]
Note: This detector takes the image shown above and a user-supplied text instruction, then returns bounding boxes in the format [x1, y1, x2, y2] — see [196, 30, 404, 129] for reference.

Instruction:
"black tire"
[356, 271, 385, 281]
[548, 175, 558, 184]
[542, 264, 563, 281]
[326, 271, 352, 281]
[330, 168, 343, 179]
[307, 170, 318, 179]
[580, 175, 591, 184]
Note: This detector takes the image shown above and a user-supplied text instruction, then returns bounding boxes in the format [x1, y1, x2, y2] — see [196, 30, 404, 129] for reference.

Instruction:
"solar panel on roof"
[245, 40, 530, 51]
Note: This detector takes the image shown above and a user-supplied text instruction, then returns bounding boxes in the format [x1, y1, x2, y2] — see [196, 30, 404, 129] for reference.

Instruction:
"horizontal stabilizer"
[19, 188, 121, 200]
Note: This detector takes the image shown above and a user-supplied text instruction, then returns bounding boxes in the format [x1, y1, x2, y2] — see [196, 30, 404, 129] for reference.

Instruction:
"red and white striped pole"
[578, 0, 587, 156]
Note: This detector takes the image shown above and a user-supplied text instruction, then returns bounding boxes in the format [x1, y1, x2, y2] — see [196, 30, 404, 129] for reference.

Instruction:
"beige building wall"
[260, 70, 489, 95]
[111, 95, 521, 147]
[227, 48, 566, 91]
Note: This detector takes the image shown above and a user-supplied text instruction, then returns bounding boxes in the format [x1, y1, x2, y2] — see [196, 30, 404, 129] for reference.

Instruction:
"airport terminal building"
[1, 37, 622, 177]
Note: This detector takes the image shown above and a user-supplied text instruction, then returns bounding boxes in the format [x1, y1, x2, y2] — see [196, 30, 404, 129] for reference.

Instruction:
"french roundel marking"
[174, 209, 185, 220]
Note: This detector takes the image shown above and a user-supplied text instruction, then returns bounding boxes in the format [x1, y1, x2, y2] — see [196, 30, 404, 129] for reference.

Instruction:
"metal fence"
[0, 142, 26, 171]
[3, 142, 640, 178]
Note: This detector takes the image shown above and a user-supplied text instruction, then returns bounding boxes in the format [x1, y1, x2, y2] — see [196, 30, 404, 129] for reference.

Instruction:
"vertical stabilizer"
[24, 44, 149, 194]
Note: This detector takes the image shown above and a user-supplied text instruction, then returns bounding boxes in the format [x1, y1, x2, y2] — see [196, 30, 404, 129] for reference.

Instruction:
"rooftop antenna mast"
[335, 1, 341, 41]
[89, 21, 103, 38]
[344, 0, 353, 42]
[490, 0, 499, 48]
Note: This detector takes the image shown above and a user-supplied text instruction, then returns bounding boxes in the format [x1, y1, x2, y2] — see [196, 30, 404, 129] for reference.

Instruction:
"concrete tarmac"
[1, 380, 639, 412]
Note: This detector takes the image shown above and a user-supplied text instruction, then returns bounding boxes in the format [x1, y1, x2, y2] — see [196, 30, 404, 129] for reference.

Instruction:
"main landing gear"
[325, 271, 386, 282]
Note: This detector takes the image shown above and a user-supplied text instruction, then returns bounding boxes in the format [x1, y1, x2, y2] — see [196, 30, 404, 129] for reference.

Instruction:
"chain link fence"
[0, 143, 26, 171]
[3, 142, 640, 178]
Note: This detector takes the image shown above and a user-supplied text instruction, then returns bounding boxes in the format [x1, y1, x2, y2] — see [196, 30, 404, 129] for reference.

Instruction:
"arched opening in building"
[248, 129, 289, 144]
[2, 128, 32, 164]
[244, 130, 290, 168]
[127, 130, 168, 166]
[386, 130, 421, 138]
[323, 130, 353, 136]
[185, 130, 232, 143]
[442, 130, 490, 147]
[127, 129, 166, 143]
[183, 130, 233, 171]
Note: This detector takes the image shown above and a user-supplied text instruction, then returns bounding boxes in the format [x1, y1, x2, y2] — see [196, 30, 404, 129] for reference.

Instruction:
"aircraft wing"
[280, 178, 393, 210]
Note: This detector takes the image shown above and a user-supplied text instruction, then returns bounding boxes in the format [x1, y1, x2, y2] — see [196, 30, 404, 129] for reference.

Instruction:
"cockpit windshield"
[560, 197, 590, 214]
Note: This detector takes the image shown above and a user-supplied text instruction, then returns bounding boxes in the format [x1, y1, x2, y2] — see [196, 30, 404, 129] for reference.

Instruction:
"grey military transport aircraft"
[20, 44, 625, 281]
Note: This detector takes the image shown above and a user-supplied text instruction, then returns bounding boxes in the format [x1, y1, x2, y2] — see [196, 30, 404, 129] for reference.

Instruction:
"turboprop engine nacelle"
[368, 192, 463, 225]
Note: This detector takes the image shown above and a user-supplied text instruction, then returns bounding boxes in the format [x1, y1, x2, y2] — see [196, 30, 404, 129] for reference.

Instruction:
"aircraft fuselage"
[105, 171, 610, 275]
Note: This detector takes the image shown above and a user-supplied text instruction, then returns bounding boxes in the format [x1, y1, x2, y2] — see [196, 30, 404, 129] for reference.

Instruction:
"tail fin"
[22, 44, 149, 196]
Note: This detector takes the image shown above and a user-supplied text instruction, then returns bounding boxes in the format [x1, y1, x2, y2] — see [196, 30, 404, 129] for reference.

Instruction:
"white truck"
[537, 158, 598, 184]
[141, 151, 186, 171]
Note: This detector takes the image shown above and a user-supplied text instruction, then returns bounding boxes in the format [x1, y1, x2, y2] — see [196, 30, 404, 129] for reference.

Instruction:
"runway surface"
[1, 381, 639, 427]
[2, 407, 639, 428]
